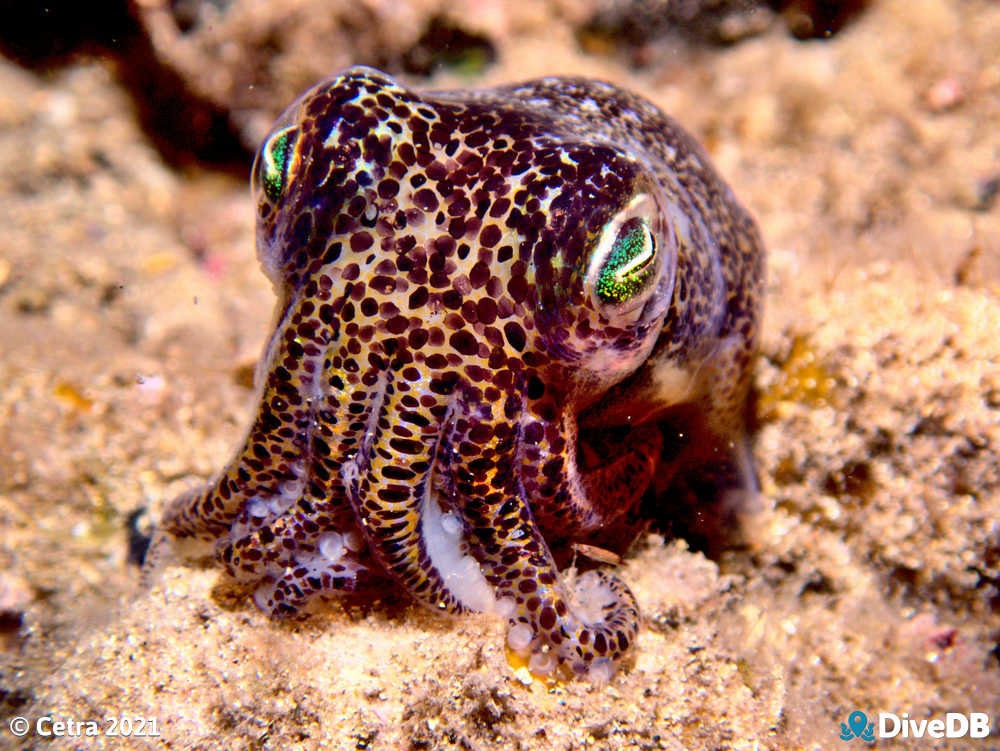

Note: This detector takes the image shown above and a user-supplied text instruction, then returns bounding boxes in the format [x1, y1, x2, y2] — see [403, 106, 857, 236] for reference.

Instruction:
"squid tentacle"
[445, 390, 640, 679]
[161, 295, 338, 542]
[340, 368, 477, 615]
[519, 407, 662, 540]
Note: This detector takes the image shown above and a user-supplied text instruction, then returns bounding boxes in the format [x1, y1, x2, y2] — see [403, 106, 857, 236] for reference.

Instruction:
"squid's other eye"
[259, 126, 298, 202]
[594, 217, 657, 306]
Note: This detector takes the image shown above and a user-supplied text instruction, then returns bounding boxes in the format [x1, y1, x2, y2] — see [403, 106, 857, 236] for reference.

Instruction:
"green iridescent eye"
[594, 217, 657, 305]
[261, 126, 297, 202]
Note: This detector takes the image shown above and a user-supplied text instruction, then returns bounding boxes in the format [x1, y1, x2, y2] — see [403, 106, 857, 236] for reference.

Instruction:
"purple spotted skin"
[160, 67, 764, 679]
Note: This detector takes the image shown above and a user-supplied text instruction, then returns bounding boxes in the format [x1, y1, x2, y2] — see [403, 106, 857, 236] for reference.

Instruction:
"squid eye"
[259, 126, 297, 203]
[594, 217, 657, 306]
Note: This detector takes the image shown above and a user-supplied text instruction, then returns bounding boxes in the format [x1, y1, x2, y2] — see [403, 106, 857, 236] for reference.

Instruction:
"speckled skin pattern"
[160, 67, 764, 678]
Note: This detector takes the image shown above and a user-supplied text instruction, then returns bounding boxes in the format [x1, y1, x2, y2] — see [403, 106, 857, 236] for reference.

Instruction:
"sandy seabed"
[0, 0, 998, 748]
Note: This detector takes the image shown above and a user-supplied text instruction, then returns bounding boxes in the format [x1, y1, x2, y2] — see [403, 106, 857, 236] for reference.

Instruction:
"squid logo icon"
[840, 711, 876, 742]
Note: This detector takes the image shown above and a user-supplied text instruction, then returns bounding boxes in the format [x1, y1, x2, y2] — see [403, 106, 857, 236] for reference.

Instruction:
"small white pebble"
[924, 77, 965, 111]
[588, 659, 614, 685]
[135, 373, 164, 393]
[439, 512, 462, 536]
[247, 499, 269, 518]
[279, 479, 303, 499]
[318, 532, 345, 562]
[528, 650, 556, 676]
[506, 623, 534, 653]
[253, 581, 276, 611]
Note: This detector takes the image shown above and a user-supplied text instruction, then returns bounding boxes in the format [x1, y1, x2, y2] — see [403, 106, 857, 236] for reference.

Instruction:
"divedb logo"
[839, 710, 992, 741]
